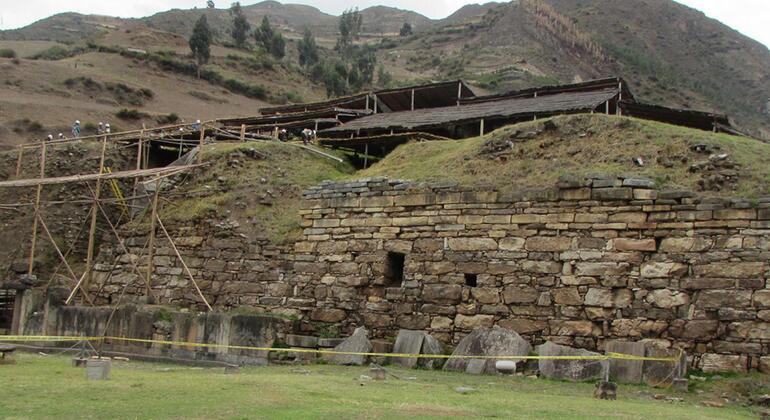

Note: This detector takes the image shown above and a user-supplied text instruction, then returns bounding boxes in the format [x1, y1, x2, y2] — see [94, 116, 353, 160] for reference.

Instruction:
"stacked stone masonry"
[94, 176, 770, 371]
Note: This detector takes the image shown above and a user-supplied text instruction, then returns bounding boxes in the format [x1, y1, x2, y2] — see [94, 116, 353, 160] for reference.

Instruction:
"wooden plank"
[15, 146, 23, 177]
[84, 136, 107, 291]
[36, 214, 94, 306]
[145, 181, 160, 295]
[0, 164, 203, 188]
[28, 141, 46, 275]
[239, 124, 246, 142]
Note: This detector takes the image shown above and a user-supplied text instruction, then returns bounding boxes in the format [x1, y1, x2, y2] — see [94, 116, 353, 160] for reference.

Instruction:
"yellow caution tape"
[0, 335, 682, 363]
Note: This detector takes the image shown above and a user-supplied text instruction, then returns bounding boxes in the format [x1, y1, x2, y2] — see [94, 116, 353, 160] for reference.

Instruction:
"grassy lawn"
[0, 352, 756, 419]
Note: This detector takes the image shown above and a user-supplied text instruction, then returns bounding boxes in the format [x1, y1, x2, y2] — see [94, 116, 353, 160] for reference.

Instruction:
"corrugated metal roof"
[322, 88, 619, 135]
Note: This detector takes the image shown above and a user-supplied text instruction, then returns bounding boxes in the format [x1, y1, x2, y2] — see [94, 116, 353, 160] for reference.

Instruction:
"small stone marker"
[72, 358, 88, 367]
[495, 360, 517, 374]
[594, 381, 617, 400]
[370, 366, 386, 380]
[672, 378, 688, 392]
[86, 358, 111, 380]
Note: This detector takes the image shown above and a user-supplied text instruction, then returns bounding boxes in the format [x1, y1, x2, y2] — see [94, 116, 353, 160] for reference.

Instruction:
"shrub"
[30, 45, 72, 60]
[156, 113, 180, 124]
[0, 49, 17, 58]
[115, 108, 147, 120]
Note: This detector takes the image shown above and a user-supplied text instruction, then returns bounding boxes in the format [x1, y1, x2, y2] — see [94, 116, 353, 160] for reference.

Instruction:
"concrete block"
[86, 358, 111, 380]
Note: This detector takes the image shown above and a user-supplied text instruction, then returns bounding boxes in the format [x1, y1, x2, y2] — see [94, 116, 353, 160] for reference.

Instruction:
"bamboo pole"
[28, 141, 46, 275]
[36, 214, 94, 305]
[145, 180, 161, 295]
[84, 135, 107, 292]
[15, 146, 23, 177]
[156, 214, 212, 311]
[197, 124, 206, 164]
[92, 193, 154, 299]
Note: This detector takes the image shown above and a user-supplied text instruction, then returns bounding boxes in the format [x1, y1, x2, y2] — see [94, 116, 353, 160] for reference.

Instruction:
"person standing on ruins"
[72, 120, 81, 138]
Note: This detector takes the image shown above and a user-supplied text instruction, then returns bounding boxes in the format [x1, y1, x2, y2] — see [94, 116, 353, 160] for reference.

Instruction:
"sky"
[0, 0, 768, 48]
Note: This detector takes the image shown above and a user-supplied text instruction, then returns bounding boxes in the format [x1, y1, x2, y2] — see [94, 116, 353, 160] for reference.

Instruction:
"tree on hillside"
[189, 15, 212, 78]
[336, 8, 362, 55]
[399, 22, 412, 36]
[297, 28, 319, 67]
[230, 2, 251, 48]
[255, 16, 286, 59]
[206, 0, 215, 8]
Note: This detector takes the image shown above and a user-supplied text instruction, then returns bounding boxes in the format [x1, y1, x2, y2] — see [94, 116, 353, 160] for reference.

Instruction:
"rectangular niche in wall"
[464, 273, 477, 287]
[385, 252, 405, 286]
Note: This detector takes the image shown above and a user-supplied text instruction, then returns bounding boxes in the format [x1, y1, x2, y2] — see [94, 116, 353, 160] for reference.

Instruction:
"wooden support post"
[135, 127, 145, 172]
[84, 136, 107, 292]
[457, 81, 462, 106]
[364, 143, 369, 169]
[145, 181, 161, 296]
[373, 94, 378, 114]
[15, 146, 23, 177]
[411, 89, 415, 111]
[605, 101, 610, 114]
[28, 141, 46, 275]
[36, 214, 94, 306]
[156, 214, 212, 311]
[197, 123, 205, 164]
[365, 95, 370, 111]
[480, 119, 485, 136]
[239, 124, 246, 142]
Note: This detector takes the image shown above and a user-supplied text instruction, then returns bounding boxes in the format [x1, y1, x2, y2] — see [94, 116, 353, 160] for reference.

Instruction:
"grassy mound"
[155, 142, 354, 243]
[360, 114, 770, 198]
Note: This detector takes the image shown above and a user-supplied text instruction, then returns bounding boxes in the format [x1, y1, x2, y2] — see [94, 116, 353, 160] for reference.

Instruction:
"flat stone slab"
[606, 340, 645, 384]
[285, 334, 318, 348]
[330, 326, 372, 366]
[537, 341, 606, 381]
[444, 326, 531, 375]
[392, 330, 427, 368]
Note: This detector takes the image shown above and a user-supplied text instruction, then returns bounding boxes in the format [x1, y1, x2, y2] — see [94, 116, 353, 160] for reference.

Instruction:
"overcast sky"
[1, 1, 768, 48]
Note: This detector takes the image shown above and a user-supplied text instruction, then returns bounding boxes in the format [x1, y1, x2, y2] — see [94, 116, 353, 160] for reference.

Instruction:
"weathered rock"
[645, 289, 689, 309]
[537, 341, 606, 381]
[700, 353, 747, 373]
[606, 340, 645, 384]
[642, 346, 684, 387]
[331, 326, 372, 366]
[392, 329, 443, 368]
[444, 327, 532, 375]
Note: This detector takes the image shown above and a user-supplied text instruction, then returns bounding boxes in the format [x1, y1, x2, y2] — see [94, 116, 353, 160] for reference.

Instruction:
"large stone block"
[659, 237, 712, 252]
[696, 290, 752, 309]
[727, 321, 770, 340]
[551, 287, 582, 305]
[422, 284, 462, 304]
[575, 262, 630, 276]
[454, 314, 495, 330]
[520, 260, 562, 274]
[693, 262, 765, 278]
[391, 329, 443, 368]
[613, 238, 656, 251]
[609, 319, 667, 338]
[447, 237, 498, 252]
[584, 288, 632, 308]
[700, 353, 747, 373]
[645, 289, 689, 309]
[525, 236, 572, 252]
[537, 341, 606, 381]
[592, 187, 633, 201]
[549, 320, 601, 336]
[502, 285, 539, 304]
[606, 340, 645, 384]
[640, 262, 688, 278]
[498, 318, 548, 335]
[499, 237, 526, 251]
[331, 326, 372, 366]
[310, 308, 347, 323]
[444, 327, 532, 375]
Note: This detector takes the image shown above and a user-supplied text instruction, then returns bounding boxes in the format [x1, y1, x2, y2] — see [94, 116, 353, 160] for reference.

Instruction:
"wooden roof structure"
[461, 77, 634, 104]
[618, 100, 732, 133]
[321, 89, 619, 137]
[218, 108, 371, 127]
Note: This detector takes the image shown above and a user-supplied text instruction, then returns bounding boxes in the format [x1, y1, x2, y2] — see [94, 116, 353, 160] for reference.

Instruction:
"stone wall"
[88, 175, 770, 371]
[295, 177, 770, 371]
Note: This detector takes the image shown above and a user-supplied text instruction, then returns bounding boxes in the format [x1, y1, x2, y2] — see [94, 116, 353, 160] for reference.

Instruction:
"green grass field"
[0, 352, 758, 419]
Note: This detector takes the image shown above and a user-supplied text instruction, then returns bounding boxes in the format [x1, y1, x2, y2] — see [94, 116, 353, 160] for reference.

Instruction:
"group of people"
[278, 128, 317, 145]
[44, 120, 113, 142]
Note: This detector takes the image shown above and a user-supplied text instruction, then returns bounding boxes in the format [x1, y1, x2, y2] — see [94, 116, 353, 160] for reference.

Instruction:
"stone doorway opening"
[385, 252, 405, 286]
[0, 289, 16, 334]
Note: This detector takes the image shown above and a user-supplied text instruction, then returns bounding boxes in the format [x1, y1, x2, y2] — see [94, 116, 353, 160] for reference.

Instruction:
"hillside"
[0, 0, 768, 141]
[360, 114, 770, 199]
